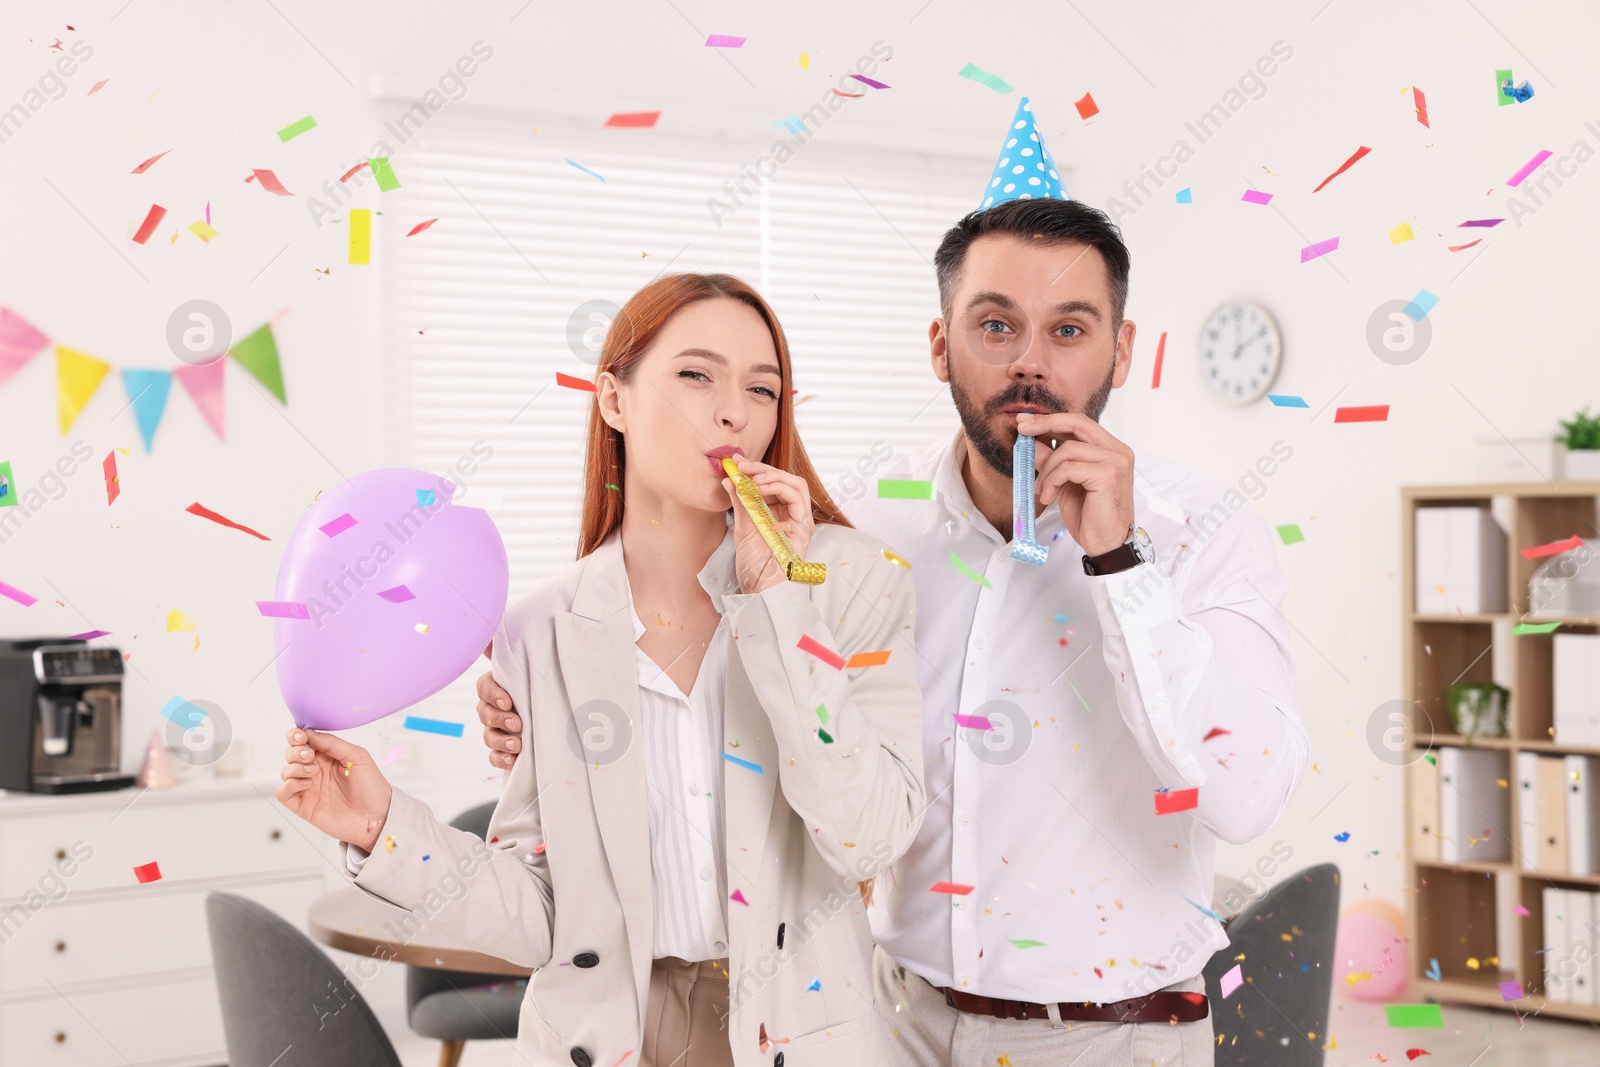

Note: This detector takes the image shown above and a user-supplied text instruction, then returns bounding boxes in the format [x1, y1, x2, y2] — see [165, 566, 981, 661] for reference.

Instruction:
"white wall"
[1, 0, 1597, 1026]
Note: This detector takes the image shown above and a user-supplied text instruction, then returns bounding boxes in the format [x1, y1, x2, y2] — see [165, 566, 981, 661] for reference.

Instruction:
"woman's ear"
[596, 371, 626, 432]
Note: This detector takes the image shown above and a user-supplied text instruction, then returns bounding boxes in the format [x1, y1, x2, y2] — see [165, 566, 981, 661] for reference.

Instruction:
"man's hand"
[1014, 411, 1136, 558]
[477, 670, 523, 770]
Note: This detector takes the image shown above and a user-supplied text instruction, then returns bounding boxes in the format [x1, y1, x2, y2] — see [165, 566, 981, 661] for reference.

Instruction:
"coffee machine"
[0, 639, 136, 793]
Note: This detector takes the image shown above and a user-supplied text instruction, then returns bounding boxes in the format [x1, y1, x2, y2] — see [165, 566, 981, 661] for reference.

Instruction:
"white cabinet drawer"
[0, 975, 225, 1066]
[0, 877, 326, 994]
[1, 793, 328, 898]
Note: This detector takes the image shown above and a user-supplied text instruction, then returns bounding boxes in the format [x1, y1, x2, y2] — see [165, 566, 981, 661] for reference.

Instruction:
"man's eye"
[1058, 325, 1081, 338]
[982, 320, 1012, 334]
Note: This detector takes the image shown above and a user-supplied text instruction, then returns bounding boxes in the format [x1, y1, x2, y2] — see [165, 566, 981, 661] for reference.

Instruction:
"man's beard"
[948, 359, 1116, 478]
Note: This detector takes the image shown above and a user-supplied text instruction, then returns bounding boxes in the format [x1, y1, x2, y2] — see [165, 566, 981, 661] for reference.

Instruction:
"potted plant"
[1556, 407, 1600, 481]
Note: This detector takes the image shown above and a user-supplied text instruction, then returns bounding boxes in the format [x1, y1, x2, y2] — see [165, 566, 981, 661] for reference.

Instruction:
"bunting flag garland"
[57, 346, 112, 433]
[0, 307, 281, 449]
[121, 369, 174, 452]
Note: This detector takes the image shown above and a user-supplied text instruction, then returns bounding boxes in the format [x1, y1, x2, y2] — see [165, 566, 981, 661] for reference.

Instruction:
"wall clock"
[1198, 301, 1282, 405]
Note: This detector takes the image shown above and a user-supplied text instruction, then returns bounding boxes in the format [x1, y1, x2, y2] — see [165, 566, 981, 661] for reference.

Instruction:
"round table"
[307, 886, 533, 976]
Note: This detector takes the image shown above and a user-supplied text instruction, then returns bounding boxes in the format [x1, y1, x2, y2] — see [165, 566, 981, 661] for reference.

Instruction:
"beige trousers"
[640, 956, 735, 1067]
[872, 944, 1215, 1066]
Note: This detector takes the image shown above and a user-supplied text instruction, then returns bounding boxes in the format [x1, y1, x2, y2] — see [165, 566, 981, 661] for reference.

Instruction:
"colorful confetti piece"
[1154, 787, 1200, 814]
[722, 752, 764, 774]
[1300, 236, 1340, 262]
[797, 634, 846, 670]
[1333, 405, 1388, 423]
[1220, 963, 1245, 998]
[877, 479, 935, 500]
[1312, 145, 1370, 192]
[256, 600, 310, 620]
[1276, 524, 1305, 545]
[957, 62, 1013, 94]
[187, 501, 270, 540]
[277, 115, 317, 142]
[1267, 394, 1308, 407]
[133, 861, 162, 884]
[403, 715, 465, 738]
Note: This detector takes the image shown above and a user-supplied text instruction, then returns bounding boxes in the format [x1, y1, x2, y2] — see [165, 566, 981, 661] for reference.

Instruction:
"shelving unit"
[1402, 481, 1600, 1022]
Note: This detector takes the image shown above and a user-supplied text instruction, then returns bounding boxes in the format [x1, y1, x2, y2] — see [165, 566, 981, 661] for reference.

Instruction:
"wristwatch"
[1082, 525, 1155, 576]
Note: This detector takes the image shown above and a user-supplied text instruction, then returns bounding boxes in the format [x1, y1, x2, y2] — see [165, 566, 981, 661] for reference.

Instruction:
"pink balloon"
[1333, 912, 1408, 1001]
[272, 468, 508, 730]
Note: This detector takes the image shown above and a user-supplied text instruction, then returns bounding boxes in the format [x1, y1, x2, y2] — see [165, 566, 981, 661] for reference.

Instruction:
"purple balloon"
[272, 468, 509, 730]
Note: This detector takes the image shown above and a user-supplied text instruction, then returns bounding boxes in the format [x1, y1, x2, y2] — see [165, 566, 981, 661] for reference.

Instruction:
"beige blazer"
[341, 523, 925, 1067]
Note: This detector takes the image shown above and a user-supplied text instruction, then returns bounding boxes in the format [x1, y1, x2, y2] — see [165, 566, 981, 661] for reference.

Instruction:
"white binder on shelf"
[1553, 633, 1600, 748]
[1545, 887, 1573, 1003]
[1518, 751, 1540, 871]
[1414, 507, 1507, 615]
[1570, 890, 1597, 1006]
[1410, 756, 1441, 862]
[1567, 755, 1600, 875]
[1439, 747, 1512, 863]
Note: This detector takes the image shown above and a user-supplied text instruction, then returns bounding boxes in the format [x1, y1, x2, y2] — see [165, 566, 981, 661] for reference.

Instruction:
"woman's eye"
[752, 385, 779, 399]
[678, 369, 711, 382]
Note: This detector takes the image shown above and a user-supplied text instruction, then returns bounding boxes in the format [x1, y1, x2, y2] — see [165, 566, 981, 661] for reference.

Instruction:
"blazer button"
[774, 1054, 784, 1067]
[776, 922, 785, 950]
[570, 1048, 593, 1067]
[573, 951, 600, 968]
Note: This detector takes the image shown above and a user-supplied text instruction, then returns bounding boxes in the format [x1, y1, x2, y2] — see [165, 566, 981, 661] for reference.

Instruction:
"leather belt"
[940, 985, 1209, 1024]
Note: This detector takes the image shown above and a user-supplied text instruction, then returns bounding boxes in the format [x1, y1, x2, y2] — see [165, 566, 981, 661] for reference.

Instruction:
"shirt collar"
[625, 522, 738, 643]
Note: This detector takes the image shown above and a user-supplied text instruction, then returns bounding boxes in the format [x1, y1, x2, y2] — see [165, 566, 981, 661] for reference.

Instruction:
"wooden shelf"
[1403, 484, 1600, 1024]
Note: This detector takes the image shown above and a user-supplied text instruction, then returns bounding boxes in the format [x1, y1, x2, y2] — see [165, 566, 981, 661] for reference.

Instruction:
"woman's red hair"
[576, 273, 851, 559]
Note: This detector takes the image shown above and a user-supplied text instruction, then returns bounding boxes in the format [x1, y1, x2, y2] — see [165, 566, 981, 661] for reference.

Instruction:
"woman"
[277, 273, 925, 1067]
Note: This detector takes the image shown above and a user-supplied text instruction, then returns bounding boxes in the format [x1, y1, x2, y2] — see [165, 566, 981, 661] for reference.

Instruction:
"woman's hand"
[722, 455, 815, 594]
[477, 670, 522, 771]
[276, 727, 393, 853]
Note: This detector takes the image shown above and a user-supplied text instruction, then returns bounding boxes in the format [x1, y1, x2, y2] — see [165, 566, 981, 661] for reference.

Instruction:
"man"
[477, 97, 1307, 1065]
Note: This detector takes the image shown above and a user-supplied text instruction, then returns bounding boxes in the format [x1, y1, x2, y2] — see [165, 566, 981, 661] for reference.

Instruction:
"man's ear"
[1110, 318, 1137, 388]
[596, 371, 626, 431]
[929, 317, 951, 384]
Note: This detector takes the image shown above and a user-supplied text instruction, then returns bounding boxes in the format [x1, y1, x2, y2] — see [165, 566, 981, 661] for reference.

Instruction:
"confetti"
[1512, 621, 1563, 635]
[377, 585, 416, 603]
[566, 159, 606, 183]
[1334, 831, 1351, 842]
[1202, 727, 1231, 742]
[166, 609, 196, 632]
[349, 208, 371, 264]
[1402, 289, 1439, 321]
[730, 889, 749, 905]
[187, 501, 270, 539]
[247, 168, 294, 196]
[160, 696, 204, 728]
[133, 861, 162, 884]
[416, 489, 437, 507]
[1276, 524, 1305, 545]
[817, 729, 833, 744]
[797, 634, 846, 670]
[131, 150, 170, 174]
[806, 978, 821, 991]
[320, 513, 358, 537]
[1074, 92, 1099, 119]
[103, 450, 121, 503]
[949, 551, 991, 588]
[1175, 187, 1192, 203]
[406, 218, 439, 236]
[1007, 939, 1046, 948]
[1522, 534, 1584, 559]
[414, 623, 430, 634]
[953, 713, 993, 731]
[87, 79, 108, 95]
[1154, 787, 1199, 814]
[1412, 86, 1429, 127]
[1385, 1004, 1443, 1028]
[1388, 222, 1414, 245]
[1405, 1051, 1431, 1061]
[339, 161, 370, 182]
[131, 204, 167, 245]
[1448, 239, 1482, 252]
[1182, 894, 1226, 922]
[1333, 405, 1388, 423]
[846, 649, 891, 668]
[557, 371, 597, 392]
[1151, 331, 1166, 388]
[705, 34, 746, 47]
[382, 743, 408, 766]
[1267, 394, 1308, 408]
[957, 62, 1013, 94]
[277, 115, 318, 142]
[1499, 980, 1523, 1000]
[877, 479, 935, 500]
[815, 704, 829, 725]
[929, 881, 975, 895]
[256, 600, 311, 620]
[604, 111, 662, 128]
[1312, 145, 1370, 192]
[1506, 149, 1553, 188]
[1458, 219, 1503, 227]
[881, 548, 912, 569]
[848, 74, 890, 90]
[403, 715, 465, 738]
[188, 220, 219, 243]
[1241, 189, 1273, 205]
[722, 752, 764, 774]
[67, 630, 110, 640]
[1220, 963, 1245, 998]
[0, 580, 38, 607]
[368, 157, 401, 192]
[1300, 236, 1340, 262]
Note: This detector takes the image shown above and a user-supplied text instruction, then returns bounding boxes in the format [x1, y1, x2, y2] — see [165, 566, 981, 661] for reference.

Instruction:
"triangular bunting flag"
[174, 360, 226, 439]
[0, 307, 50, 387]
[979, 96, 1068, 210]
[121, 369, 174, 453]
[56, 346, 112, 434]
[228, 322, 286, 403]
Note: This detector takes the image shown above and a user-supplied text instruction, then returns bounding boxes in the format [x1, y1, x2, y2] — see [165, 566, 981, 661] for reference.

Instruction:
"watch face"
[1132, 527, 1155, 563]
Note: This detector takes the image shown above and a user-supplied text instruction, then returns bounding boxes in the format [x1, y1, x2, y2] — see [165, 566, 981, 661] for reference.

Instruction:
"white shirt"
[348, 530, 739, 963]
[847, 431, 1309, 1004]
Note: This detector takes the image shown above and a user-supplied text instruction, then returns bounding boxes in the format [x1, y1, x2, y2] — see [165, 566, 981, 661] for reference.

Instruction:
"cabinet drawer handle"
[270, 828, 282, 841]
[54, 941, 66, 953]
[54, 848, 66, 861]
[54, 1031, 66, 1043]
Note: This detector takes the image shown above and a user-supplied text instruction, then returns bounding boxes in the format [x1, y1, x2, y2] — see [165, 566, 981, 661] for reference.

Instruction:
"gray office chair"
[207, 890, 404, 1066]
[1203, 863, 1341, 1067]
[405, 801, 525, 1067]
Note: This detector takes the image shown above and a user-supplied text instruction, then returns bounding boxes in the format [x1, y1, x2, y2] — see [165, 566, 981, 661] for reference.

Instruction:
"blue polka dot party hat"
[978, 96, 1068, 210]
